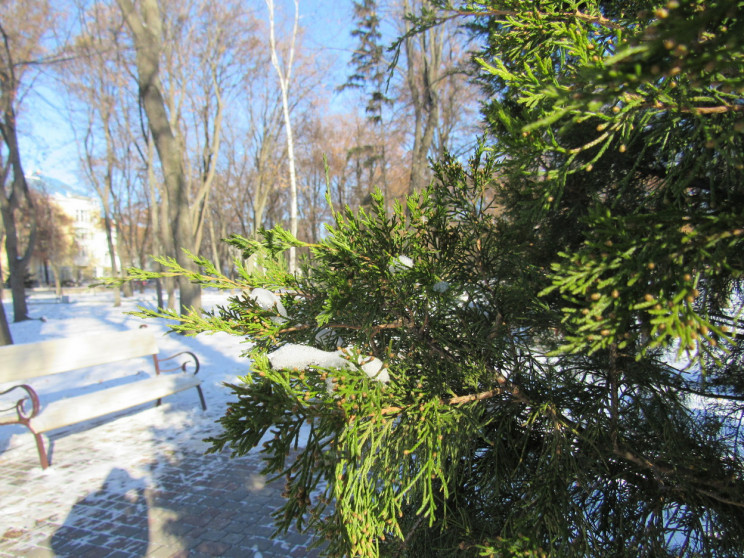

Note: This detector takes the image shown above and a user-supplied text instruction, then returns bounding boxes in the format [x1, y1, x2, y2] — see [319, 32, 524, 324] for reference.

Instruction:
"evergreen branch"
[402, 514, 426, 547]
[278, 320, 405, 336]
[566, 130, 610, 155]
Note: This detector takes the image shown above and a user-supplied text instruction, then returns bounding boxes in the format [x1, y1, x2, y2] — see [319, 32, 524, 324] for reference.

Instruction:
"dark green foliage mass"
[120, 1, 744, 556]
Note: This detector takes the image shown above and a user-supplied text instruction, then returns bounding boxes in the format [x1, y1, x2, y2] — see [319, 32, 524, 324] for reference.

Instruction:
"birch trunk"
[266, 0, 299, 274]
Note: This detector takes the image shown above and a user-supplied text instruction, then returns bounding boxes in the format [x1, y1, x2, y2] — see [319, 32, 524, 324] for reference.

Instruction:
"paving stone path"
[0, 405, 322, 558]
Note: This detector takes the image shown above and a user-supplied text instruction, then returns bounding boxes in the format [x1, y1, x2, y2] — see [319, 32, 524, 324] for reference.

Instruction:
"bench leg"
[196, 386, 207, 411]
[155, 387, 206, 410]
[33, 432, 50, 469]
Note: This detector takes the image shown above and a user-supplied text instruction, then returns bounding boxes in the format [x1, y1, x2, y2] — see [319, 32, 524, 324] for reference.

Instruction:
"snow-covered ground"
[0, 287, 255, 531]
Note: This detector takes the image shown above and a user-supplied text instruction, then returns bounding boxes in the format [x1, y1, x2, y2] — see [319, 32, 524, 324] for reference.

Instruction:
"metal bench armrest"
[154, 351, 200, 375]
[0, 384, 41, 425]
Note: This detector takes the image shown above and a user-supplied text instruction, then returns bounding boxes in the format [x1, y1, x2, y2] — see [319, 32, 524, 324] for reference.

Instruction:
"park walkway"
[0, 403, 321, 558]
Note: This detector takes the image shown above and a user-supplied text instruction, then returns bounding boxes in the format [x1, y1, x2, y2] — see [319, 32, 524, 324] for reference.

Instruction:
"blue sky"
[19, 0, 364, 189]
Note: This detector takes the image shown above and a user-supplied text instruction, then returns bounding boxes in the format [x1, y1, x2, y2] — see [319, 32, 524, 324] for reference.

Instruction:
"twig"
[379, 388, 503, 416]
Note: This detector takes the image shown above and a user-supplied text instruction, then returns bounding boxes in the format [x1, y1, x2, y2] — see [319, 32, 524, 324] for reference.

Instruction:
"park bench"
[0, 329, 206, 469]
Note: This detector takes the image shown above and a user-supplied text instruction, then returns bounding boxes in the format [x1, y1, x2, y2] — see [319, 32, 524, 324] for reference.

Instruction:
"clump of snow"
[356, 354, 390, 383]
[432, 281, 450, 293]
[389, 255, 414, 274]
[268, 344, 349, 370]
[245, 287, 389, 384]
[268, 343, 389, 383]
[249, 287, 288, 318]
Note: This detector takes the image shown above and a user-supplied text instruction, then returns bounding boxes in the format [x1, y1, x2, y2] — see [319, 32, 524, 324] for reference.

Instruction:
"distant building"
[23, 173, 119, 286]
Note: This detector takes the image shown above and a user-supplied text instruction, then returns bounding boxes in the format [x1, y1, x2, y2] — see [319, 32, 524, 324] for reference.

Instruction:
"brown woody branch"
[379, 388, 505, 417]
[683, 105, 744, 115]
[645, 102, 744, 115]
[279, 320, 405, 335]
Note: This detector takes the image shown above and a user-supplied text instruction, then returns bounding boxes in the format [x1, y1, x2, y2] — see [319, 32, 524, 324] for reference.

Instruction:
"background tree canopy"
[126, 1, 744, 556]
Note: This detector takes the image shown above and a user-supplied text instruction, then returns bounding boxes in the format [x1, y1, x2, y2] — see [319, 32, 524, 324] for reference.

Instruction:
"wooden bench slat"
[0, 330, 160, 382]
[31, 374, 202, 433]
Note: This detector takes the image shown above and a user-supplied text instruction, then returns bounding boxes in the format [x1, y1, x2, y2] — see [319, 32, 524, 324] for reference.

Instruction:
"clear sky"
[19, 0, 362, 189]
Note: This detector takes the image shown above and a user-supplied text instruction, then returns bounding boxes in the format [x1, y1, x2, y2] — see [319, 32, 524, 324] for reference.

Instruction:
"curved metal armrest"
[0, 384, 40, 424]
[155, 351, 201, 375]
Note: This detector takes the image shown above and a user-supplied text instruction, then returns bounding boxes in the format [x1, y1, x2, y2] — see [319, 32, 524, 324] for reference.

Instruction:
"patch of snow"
[432, 281, 450, 293]
[268, 344, 390, 383]
[389, 255, 414, 274]
[248, 287, 288, 324]
[357, 354, 390, 383]
[268, 344, 349, 370]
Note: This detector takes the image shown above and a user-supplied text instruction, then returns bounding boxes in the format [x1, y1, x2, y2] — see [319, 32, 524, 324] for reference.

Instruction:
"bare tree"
[113, 0, 256, 311]
[266, 0, 299, 273]
[0, 0, 57, 335]
[401, 0, 442, 195]
[66, 1, 133, 306]
[117, 0, 201, 314]
[335, 0, 477, 205]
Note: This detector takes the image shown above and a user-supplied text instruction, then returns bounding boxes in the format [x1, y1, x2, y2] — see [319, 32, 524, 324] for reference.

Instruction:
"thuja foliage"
[117, 1, 744, 556]
[462, 0, 744, 364]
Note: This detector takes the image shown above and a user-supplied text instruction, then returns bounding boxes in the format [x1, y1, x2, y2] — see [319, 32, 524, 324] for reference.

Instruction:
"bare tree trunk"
[266, 0, 299, 274]
[118, 0, 201, 315]
[0, 17, 41, 325]
[403, 0, 442, 195]
[0, 133, 35, 322]
[102, 128, 122, 305]
[104, 213, 122, 305]
[50, 262, 62, 298]
[208, 214, 221, 276]
[0, 297, 11, 345]
[159, 185, 177, 310]
[0, 251, 11, 345]
[145, 130, 166, 309]
[115, 233, 133, 298]
[190, 63, 224, 256]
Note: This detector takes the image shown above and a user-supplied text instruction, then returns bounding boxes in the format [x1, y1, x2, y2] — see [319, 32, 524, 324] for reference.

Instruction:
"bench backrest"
[0, 330, 160, 383]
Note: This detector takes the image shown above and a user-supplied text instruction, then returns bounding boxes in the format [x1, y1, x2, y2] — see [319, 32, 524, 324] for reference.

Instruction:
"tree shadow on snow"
[51, 467, 149, 557]
[142, 432, 324, 557]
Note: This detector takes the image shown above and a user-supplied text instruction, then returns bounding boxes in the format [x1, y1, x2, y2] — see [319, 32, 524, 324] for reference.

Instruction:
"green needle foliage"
[113, 1, 744, 556]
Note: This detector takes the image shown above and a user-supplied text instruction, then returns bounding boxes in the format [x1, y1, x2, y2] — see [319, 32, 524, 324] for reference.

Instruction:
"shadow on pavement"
[51, 467, 149, 557]
[45, 448, 322, 558]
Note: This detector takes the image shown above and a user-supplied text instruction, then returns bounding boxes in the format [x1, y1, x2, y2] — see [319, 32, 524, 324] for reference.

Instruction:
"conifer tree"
[343, 0, 388, 123]
[122, 1, 744, 556]
[341, 0, 391, 206]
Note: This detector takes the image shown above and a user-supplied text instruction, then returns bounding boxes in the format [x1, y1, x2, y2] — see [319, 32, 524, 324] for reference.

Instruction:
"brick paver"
[0, 405, 323, 557]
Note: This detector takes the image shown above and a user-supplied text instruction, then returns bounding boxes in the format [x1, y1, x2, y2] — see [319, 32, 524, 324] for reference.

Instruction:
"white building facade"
[50, 191, 118, 283]
[25, 174, 119, 286]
